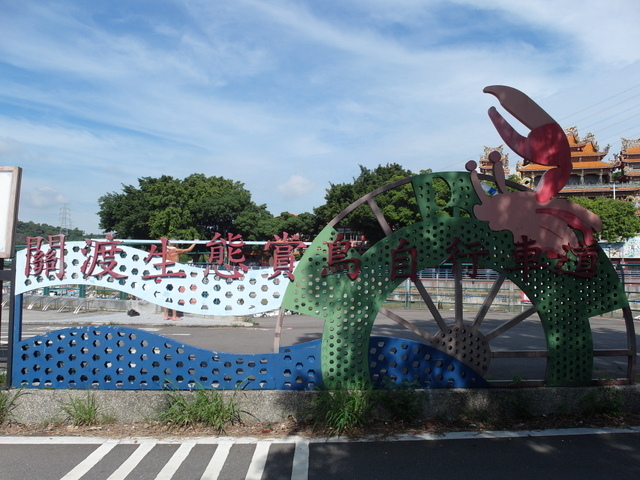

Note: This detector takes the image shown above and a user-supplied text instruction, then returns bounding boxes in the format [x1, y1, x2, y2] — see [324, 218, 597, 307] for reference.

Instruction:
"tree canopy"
[569, 197, 640, 242]
[313, 164, 421, 243]
[99, 174, 267, 240]
[97, 174, 320, 241]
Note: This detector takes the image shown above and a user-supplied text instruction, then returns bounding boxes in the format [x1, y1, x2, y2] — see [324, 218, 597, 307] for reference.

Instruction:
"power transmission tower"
[59, 203, 72, 236]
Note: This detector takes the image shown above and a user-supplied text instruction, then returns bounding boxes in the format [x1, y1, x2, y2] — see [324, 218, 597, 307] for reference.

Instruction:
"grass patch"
[0, 389, 23, 424]
[158, 388, 241, 434]
[307, 381, 376, 437]
[509, 392, 535, 420]
[61, 391, 113, 426]
[375, 380, 423, 423]
[580, 387, 624, 416]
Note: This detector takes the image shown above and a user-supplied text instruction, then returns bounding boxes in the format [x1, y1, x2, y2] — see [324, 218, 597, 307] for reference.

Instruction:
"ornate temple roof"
[518, 160, 615, 171]
[620, 138, 640, 162]
[515, 127, 614, 175]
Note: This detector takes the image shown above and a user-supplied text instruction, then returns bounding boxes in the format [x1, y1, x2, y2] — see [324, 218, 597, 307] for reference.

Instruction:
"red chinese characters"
[505, 235, 548, 280]
[25, 235, 66, 279]
[555, 242, 598, 278]
[143, 237, 187, 279]
[264, 233, 306, 281]
[443, 237, 488, 279]
[81, 235, 127, 279]
[391, 238, 418, 281]
[322, 234, 361, 280]
[205, 233, 249, 279]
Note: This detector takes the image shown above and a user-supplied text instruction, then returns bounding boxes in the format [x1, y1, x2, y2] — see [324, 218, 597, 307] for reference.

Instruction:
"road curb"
[1, 426, 639, 444]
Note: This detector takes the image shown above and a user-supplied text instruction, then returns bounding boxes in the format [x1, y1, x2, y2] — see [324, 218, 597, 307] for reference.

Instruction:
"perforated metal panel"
[283, 172, 629, 388]
[14, 326, 320, 390]
[15, 243, 288, 316]
[12, 326, 485, 390]
[369, 336, 488, 388]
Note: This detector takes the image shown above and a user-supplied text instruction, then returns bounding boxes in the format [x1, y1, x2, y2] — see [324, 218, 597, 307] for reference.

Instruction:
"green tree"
[98, 174, 276, 240]
[569, 197, 640, 242]
[15, 221, 89, 244]
[271, 212, 320, 241]
[314, 164, 419, 243]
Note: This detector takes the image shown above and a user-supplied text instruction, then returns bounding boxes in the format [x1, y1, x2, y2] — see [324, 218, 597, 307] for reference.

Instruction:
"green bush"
[158, 388, 241, 433]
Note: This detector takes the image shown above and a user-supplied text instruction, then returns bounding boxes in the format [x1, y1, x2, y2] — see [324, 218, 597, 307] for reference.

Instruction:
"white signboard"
[0, 167, 22, 259]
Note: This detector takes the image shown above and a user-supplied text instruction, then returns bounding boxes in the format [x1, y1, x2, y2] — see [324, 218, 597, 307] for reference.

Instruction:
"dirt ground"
[2, 413, 639, 440]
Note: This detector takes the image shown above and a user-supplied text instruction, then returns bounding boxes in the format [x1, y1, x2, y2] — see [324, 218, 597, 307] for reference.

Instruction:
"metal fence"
[388, 263, 640, 318]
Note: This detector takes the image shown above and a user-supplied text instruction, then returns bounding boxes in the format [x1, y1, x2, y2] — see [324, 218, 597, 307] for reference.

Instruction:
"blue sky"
[1, 0, 640, 234]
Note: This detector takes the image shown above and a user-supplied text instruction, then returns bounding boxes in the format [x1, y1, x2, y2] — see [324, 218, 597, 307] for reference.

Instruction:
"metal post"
[273, 308, 285, 353]
[7, 291, 21, 388]
[0, 259, 19, 387]
[404, 278, 410, 308]
[0, 258, 4, 375]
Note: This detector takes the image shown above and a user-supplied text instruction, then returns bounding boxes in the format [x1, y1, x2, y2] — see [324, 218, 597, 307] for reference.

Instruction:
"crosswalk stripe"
[201, 441, 232, 480]
[291, 439, 310, 480]
[106, 441, 155, 480]
[245, 441, 270, 480]
[155, 441, 196, 480]
[59, 439, 119, 480]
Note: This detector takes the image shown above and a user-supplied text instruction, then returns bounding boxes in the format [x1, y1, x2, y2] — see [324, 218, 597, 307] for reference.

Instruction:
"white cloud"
[26, 187, 69, 208]
[277, 175, 315, 197]
[464, 0, 640, 65]
[0, 138, 25, 159]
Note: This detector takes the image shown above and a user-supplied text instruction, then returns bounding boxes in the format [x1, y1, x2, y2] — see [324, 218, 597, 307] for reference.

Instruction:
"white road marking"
[200, 441, 232, 480]
[59, 439, 118, 480]
[245, 441, 270, 480]
[105, 441, 155, 480]
[155, 441, 196, 480]
[291, 438, 310, 480]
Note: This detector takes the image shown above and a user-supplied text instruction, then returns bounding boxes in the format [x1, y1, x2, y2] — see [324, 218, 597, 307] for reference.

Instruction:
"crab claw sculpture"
[467, 86, 602, 258]
[483, 85, 571, 203]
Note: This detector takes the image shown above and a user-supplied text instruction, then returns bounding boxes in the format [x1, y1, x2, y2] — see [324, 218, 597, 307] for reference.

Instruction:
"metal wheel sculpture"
[280, 170, 636, 388]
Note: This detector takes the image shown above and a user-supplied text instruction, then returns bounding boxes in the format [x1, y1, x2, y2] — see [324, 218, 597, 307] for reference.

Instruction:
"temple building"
[478, 145, 509, 176]
[618, 138, 640, 180]
[514, 127, 640, 201]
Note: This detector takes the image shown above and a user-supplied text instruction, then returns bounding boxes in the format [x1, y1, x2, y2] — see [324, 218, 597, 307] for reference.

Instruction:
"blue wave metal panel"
[13, 327, 486, 390]
[368, 336, 488, 388]
[13, 326, 321, 390]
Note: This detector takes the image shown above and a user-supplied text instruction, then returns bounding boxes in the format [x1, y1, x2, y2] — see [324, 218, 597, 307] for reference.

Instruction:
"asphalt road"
[0, 429, 638, 480]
